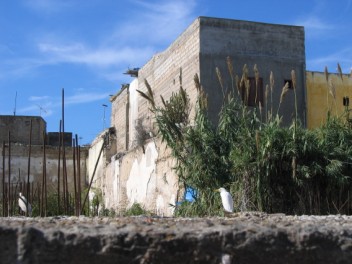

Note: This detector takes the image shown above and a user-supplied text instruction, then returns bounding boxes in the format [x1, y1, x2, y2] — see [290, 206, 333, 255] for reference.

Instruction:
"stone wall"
[0, 144, 88, 197]
[1, 213, 352, 264]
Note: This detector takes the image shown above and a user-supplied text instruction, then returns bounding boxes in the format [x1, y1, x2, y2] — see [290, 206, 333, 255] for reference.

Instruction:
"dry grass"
[280, 82, 290, 104]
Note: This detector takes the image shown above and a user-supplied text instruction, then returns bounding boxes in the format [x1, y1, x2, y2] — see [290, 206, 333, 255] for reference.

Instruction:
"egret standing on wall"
[215, 187, 234, 213]
[18, 192, 32, 216]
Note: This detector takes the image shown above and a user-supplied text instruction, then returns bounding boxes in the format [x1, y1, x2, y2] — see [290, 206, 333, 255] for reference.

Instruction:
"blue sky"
[1, 0, 351, 145]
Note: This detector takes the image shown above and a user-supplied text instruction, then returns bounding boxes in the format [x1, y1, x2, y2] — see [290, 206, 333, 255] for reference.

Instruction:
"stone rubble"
[1, 212, 352, 264]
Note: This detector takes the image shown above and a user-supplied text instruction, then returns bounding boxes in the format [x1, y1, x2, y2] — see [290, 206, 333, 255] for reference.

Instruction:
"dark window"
[240, 77, 263, 107]
[284, 79, 293, 89]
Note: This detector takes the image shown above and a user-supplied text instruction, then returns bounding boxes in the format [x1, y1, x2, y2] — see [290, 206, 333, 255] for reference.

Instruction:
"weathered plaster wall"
[0, 144, 87, 195]
[92, 138, 180, 216]
[306, 71, 352, 129]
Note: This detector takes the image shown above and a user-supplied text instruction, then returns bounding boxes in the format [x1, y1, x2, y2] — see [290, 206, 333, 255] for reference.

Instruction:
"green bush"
[139, 62, 352, 216]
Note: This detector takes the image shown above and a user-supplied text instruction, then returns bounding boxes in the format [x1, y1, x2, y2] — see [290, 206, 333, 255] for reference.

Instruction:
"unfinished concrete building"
[0, 115, 88, 215]
[90, 16, 306, 216]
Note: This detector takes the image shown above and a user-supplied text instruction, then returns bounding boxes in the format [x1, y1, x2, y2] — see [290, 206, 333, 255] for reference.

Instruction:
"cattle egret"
[18, 192, 32, 216]
[215, 187, 234, 213]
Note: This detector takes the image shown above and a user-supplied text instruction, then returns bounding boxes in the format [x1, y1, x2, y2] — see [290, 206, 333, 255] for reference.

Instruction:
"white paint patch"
[126, 141, 158, 207]
[156, 195, 164, 216]
[113, 158, 119, 204]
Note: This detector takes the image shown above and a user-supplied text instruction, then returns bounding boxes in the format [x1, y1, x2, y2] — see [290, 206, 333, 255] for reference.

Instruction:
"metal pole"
[76, 135, 81, 215]
[81, 136, 105, 215]
[73, 138, 77, 216]
[8, 131, 11, 216]
[57, 120, 62, 215]
[2, 141, 5, 217]
[26, 120, 32, 217]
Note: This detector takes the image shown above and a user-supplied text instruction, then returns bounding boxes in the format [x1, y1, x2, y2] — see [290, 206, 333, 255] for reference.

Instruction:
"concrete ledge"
[1, 213, 352, 264]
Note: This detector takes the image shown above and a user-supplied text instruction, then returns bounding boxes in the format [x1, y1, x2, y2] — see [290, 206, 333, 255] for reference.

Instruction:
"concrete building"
[0, 115, 46, 145]
[0, 115, 88, 214]
[306, 71, 352, 129]
[90, 17, 307, 216]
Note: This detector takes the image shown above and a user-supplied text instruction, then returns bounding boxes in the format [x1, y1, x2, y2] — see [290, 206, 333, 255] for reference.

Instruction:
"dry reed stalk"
[194, 74, 208, 110]
[324, 66, 329, 83]
[328, 77, 338, 116]
[270, 71, 274, 116]
[226, 56, 234, 79]
[337, 63, 343, 82]
[243, 64, 249, 80]
[259, 101, 263, 122]
[254, 64, 259, 104]
[270, 71, 274, 91]
[328, 78, 336, 99]
[291, 70, 298, 126]
[216, 67, 225, 98]
[245, 79, 250, 105]
[227, 56, 238, 97]
[265, 84, 269, 121]
[280, 82, 290, 105]
[235, 75, 240, 95]
[324, 66, 330, 110]
[291, 70, 296, 89]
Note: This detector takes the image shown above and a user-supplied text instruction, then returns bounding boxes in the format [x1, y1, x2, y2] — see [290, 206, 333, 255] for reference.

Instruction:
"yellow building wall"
[306, 71, 352, 129]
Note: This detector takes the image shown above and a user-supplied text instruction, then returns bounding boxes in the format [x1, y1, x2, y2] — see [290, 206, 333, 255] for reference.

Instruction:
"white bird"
[18, 192, 32, 216]
[215, 187, 234, 213]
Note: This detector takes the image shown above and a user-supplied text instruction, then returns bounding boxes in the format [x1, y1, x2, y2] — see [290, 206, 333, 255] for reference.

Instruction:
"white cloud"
[2, 0, 198, 82]
[307, 48, 352, 71]
[38, 42, 154, 68]
[295, 16, 333, 30]
[29, 95, 50, 101]
[113, 0, 196, 45]
[65, 92, 110, 105]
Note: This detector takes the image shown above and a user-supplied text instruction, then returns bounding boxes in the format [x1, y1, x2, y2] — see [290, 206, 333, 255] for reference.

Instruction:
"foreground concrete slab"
[1, 212, 352, 264]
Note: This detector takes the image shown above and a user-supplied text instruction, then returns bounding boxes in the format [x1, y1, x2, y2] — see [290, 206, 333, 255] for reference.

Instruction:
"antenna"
[14, 91, 17, 116]
[36, 104, 47, 117]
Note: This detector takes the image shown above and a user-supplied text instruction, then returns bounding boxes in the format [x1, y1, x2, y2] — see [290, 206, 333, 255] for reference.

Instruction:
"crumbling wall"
[2, 213, 352, 264]
[0, 144, 87, 195]
[92, 138, 180, 216]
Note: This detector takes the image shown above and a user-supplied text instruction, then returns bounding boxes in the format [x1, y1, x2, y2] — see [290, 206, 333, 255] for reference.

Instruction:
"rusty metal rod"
[73, 138, 77, 216]
[61, 88, 68, 215]
[2, 141, 5, 217]
[81, 137, 105, 215]
[8, 131, 11, 216]
[26, 119, 32, 217]
[76, 134, 81, 215]
[57, 120, 62, 215]
[44, 134, 47, 217]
